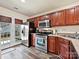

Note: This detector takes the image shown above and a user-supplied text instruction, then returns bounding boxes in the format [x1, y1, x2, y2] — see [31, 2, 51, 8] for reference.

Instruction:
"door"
[21, 24, 29, 46]
[75, 6, 79, 24]
[60, 43, 70, 59]
[52, 12, 59, 26]
[51, 10, 66, 26]
[57, 10, 66, 26]
[31, 34, 35, 46]
[59, 38, 70, 59]
[48, 36, 56, 53]
[65, 8, 75, 25]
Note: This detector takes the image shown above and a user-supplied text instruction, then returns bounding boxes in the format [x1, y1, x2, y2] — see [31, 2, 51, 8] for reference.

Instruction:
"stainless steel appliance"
[38, 20, 50, 28]
[21, 22, 35, 47]
[35, 34, 47, 53]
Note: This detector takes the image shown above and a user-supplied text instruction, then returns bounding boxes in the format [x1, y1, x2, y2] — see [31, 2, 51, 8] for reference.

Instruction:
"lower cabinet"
[59, 37, 70, 59]
[31, 34, 36, 47]
[48, 36, 55, 53]
[48, 36, 78, 59]
[48, 36, 59, 55]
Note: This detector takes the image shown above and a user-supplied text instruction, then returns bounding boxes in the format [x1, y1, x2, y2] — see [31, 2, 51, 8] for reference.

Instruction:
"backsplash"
[51, 25, 79, 34]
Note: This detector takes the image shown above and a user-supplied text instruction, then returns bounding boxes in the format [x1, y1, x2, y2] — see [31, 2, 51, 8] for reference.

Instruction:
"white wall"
[0, 6, 28, 22]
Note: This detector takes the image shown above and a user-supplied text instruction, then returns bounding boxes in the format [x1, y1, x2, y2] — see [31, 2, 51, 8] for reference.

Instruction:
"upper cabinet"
[34, 17, 38, 28]
[75, 6, 79, 24]
[65, 8, 75, 25]
[51, 12, 59, 26]
[0, 15, 12, 23]
[28, 5, 79, 27]
[15, 19, 23, 24]
[51, 10, 66, 26]
[34, 16, 42, 28]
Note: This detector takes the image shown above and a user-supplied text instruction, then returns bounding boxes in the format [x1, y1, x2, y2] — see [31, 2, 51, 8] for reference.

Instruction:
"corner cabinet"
[59, 37, 70, 59]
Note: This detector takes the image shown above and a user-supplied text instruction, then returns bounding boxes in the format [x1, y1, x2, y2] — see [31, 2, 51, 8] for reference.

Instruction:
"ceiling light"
[21, 0, 26, 3]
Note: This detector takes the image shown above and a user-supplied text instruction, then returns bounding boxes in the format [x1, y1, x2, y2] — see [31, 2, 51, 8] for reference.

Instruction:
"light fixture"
[21, 0, 26, 3]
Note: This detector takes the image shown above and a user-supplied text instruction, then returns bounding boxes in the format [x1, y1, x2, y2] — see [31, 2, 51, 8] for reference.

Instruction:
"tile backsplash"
[51, 25, 79, 33]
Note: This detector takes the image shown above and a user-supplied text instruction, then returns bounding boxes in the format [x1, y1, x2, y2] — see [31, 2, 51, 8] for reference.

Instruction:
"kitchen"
[0, 0, 79, 59]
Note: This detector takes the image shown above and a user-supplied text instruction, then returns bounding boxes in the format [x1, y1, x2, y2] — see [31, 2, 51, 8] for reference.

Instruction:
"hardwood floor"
[1, 45, 60, 59]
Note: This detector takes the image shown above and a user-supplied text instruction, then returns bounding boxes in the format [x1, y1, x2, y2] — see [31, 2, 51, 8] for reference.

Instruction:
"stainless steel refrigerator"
[21, 22, 35, 47]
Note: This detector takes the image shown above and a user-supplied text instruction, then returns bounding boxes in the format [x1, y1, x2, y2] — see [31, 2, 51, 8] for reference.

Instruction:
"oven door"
[35, 35, 47, 53]
[37, 37, 45, 46]
[35, 35, 47, 47]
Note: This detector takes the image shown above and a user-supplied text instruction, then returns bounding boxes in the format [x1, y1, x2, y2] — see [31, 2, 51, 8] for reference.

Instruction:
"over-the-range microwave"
[38, 20, 50, 28]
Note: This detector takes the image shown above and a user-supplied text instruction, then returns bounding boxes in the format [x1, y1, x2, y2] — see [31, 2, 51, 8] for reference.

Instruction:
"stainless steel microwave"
[38, 20, 50, 28]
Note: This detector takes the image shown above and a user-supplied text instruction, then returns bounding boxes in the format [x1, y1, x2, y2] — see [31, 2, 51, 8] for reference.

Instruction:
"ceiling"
[0, 0, 79, 17]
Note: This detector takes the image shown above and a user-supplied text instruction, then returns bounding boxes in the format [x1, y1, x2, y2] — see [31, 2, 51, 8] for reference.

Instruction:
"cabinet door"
[48, 36, 56, 53]
[34, 18, 38, 28]
[31, 34, 35, 46]
[15, 19, 23, 24]
[57, 10, 66, 26]
[59, 38, 70, 59]
[75, 6, 79, 24]
[0, 15, 12, 23]
[60, 43, 70, 59]
[52, 12, 59, 26]
[51, 10, 66, 26]
[65, 8, 75, 25]
[34, 16, 42, 28]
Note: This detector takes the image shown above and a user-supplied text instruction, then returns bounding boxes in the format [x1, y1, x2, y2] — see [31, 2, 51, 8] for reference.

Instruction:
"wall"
[0, 6, 28, 22]
[52, 25, 79, 33]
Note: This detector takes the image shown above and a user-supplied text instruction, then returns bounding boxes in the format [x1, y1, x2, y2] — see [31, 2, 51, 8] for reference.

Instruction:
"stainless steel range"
[35, 34, 47, 53]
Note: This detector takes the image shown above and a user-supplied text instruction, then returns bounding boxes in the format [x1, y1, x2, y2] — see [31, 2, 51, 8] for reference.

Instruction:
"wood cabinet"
[48, 36, 56, 53]
[34, 16, 42, 28]
[48, 36, 59, 55]
[65, 8, 75, 25]
[48, 36, 78, 59]
[31, 34, 36, 47]
[57, 10, 66, 26]
[51, 10, 66, 26]
[75, 6, 79, 24]
[51, 12, 59, 26]
[0, 15, 12, 23]
[34, 17, 38, 28]
[28, 5, 79, 26]
[59, 37, 70, 59]
[15, 19, 23, 24]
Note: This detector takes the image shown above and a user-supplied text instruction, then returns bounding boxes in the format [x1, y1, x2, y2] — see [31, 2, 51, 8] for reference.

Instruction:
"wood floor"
[1, 45, 60, 59]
